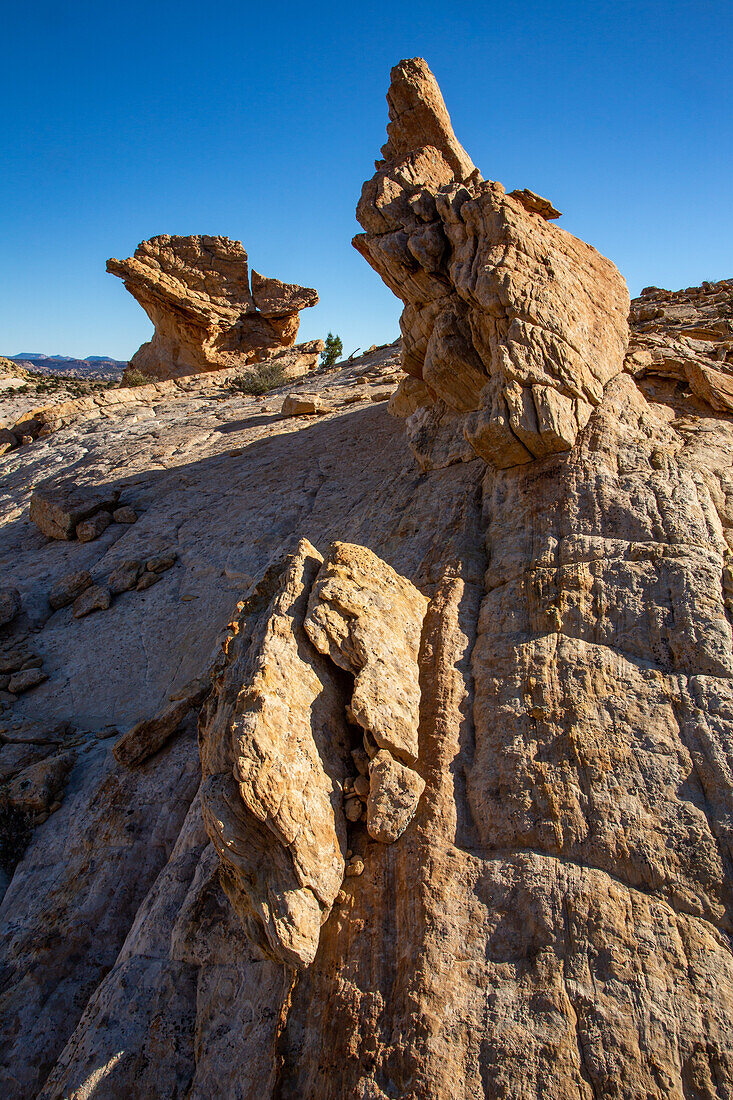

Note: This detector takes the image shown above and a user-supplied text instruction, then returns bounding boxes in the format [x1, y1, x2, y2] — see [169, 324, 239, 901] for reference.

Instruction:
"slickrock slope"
[2, 57, 733, 1100]
[107, 235, 320, 380]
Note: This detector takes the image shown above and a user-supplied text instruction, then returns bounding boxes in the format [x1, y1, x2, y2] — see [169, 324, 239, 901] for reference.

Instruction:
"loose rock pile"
[29, 482, 136, 542]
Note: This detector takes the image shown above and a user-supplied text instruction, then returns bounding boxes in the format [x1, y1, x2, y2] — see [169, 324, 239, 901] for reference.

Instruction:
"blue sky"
[2, 0, 731, 359]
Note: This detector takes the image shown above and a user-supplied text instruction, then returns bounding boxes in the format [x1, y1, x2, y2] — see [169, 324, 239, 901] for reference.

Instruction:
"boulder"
[304, 541, 428, 764]
[281, 393, 332, 416]
[107, 235, 319, 381]
[72, 585, 111, 619]
[76, 511, 112, 542]
[107, 561, 141, 595]
[29, 482, 120, 540]
[366, 749, 425, 844]
[114, 678, 211, 768]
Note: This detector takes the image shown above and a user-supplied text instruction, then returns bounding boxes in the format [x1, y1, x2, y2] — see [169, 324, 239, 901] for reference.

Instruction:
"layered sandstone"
[2, 56, 733, 1100]
[355, 57, 629, 470]
[107, 235, 318, 380]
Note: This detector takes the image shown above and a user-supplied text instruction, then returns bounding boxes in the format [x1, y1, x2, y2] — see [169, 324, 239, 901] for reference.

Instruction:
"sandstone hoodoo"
[354, 56, 629, 471]
[107, 234, 320, 381]
[3, 55, 733, 1100]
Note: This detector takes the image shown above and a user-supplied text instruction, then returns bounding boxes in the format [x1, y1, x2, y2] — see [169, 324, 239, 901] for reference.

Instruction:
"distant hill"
[6, 353, 126, 380]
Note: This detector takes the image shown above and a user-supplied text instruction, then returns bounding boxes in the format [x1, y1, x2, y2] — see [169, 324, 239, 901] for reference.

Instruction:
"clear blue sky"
[2, 0, 731, 360]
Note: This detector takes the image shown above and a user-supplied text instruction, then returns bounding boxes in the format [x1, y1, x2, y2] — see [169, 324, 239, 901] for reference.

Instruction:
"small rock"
[72, 585, 111, 618]
[146, 551, 177, 574]
[4, 749, 76, 814]
[281, 393, 332, 416]
[344, 796, 363, 822]
[353, 774, 370, 799]
[20, 434, 34, 446]
[76, 511, 112, 542]
[112, 506, 138, 524]
[95, 725, 119, 740]
[8, 667, 48, 694]
[113, 678, 210, 767]
[351, 747, 370, 775]
[136, 571, 160, 591]
[49, 570, 93, 610]
[363, 730, 379, 759]
[0, 587, 21, 628]
[345, 858, 365, 877]
[0, 648, 34, 674]
[108, 560, 141, 594]
[21, 656, 43, 670]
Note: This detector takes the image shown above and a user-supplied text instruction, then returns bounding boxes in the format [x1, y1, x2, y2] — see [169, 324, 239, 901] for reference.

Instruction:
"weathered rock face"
[198, 539, 429, 968]
[4, 57, 733, 1100]
[107, 235, 318, 380]
[354, 57, 630, 470]
[199, 540, 352, 969]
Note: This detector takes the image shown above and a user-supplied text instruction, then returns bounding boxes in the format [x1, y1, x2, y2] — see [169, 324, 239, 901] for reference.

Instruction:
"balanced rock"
[107, 235, 319, 381]
[353, 57, 629, 470]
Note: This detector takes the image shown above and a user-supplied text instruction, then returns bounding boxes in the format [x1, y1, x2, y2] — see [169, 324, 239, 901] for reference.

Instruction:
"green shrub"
[320, 333, 343, 370]
[226, 361, 287, 396]
[122, 368, 154, 387]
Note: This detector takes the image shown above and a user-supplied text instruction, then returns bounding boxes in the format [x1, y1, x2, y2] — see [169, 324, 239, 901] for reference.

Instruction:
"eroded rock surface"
[107, 235, 319, 380]
[355, 57, 629, 470]
[199, 540, 352, 969]
[3, 57, 733, 1100]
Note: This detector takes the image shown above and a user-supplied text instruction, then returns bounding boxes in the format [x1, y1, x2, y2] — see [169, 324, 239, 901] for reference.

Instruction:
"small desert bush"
[122, 367, 154, 387]
[226, 361, 286, 396]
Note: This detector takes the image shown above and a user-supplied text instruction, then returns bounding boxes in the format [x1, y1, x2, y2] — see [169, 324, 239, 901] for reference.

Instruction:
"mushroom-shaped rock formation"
[107, 234, 319, 381]
[354, 57, 630, 470]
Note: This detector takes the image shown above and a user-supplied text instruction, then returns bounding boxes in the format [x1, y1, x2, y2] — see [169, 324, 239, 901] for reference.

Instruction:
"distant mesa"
[6, 353, 125, 380]
[106, 234, 320, 381]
